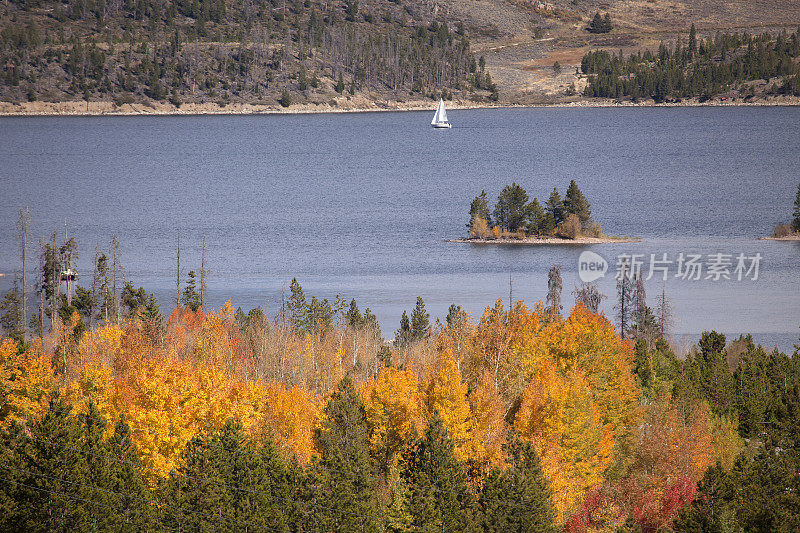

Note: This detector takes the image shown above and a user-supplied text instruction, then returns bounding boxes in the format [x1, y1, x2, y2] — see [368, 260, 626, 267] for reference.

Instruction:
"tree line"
[1, 209, 799, 531]
[0, 0, 494, 107]
[467, 180, 598, 240]
[582, 26, 800, 102]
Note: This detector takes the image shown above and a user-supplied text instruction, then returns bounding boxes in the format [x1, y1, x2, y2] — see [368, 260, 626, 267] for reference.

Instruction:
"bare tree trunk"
[38, 241, 45, 337]
[176, 229, 181, 307]
[17, 207, 30, 341]
[200, 234, 208, 310]
[110, 234, 121, 323]
[90, 246, 99, 331]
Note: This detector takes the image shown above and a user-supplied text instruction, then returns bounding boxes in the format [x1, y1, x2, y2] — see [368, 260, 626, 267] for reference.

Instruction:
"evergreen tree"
[563, 180, 592, 227]
[410, 296, 430, 341]
[793, 182, 800, 232]
[493, 183, 530, 232]
[314, 375, 377, 532]
[545, 187, 564, 227]
[164, 419, 294, 531]
[345, 298, 363, 328]
[526, 197, 550, 235]
[8, 394, 93, 531]
[181, 270, 200, 311]
[468, 190, 492, 228]
[287, 277, 308, 330]
[403, 412, 476, 532]
[688, 23, 698, 57]
[0, 285, 23, 343]
[394, 310, 411, 347]
[480, 434, 556, 533]
[633, 339, 653, 390]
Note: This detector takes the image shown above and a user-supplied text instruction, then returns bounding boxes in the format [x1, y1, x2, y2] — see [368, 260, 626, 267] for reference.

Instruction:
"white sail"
[431, 99, 449, 126]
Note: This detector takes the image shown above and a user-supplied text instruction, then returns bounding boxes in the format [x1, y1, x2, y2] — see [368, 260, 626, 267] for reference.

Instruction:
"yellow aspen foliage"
[63, 362, 117, 436]
[0, 338, 53, 429]
[711, 411, 744, 470]
[515, 360, 613, 520]
[537, 303, 640, 441]
[259, 381, 319, 463]
[362, 366, 421, 465]
[470, 300, 545, 400]
[464, 371, 508, 478]
[121, 357, 232, 485]
[421, 354, 472, 460]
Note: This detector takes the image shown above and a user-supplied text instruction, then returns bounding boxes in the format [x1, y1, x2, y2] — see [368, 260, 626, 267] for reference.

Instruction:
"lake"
[1, 107, 799, 353]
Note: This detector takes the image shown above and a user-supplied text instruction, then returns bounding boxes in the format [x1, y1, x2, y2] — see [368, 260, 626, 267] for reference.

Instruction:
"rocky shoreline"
[448, 236, 640, 245]
[2, 94, 799, 117]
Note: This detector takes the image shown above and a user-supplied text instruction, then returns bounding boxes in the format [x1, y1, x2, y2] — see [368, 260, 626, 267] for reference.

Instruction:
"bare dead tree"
[176, 229, 182, 308]
[655, 282, 674, 340]
[110, 234, 122, 323]
[546, 264, 563, 316]
[573, 282, 606, 313]
[16, 207, 31, 341]
[615, 260, 634, 339]
[200, 234, 209, 310]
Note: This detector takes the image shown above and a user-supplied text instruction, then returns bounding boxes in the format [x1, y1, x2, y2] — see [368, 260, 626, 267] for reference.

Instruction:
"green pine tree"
[792, 182, 800, 232]
[480, 434, 555, 533]
[468, 190, 492, 228]
[563, 179, 592, 226]
[314, 375, 377, 532]
[403, 411, 477, 532]
[410, 297, 430, 341]
[545, 187, 565, 227]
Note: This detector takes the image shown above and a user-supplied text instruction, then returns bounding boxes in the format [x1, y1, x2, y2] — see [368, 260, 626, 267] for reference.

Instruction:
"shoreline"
[2, 95, 800, 117]
[759, 234, 800, 241]
[448, 236, 641, 245]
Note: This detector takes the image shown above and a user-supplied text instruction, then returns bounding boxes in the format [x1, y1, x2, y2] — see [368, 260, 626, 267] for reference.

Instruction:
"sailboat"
[430, 98, 452, 128]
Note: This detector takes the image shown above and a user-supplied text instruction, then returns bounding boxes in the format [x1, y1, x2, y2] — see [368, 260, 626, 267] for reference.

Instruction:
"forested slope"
[0, 0, 496, 108]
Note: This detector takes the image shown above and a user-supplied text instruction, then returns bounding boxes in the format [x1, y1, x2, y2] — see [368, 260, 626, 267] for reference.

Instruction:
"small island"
[762, 182, 800, 241]
[450, 180, 639, 245]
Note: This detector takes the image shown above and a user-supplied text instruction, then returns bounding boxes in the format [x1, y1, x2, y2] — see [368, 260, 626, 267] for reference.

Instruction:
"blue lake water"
[1, 107, 799, 353]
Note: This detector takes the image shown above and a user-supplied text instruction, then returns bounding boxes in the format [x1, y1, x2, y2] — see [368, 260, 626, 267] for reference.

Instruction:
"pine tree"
[563, 180, 592, 227]
[410, 297, 430, 341]
[792, 182, 800, 232]
[314, 375, 377, 532]
[493, 183, 530, 232]
[689, 23, 698, 57]
[403, 412, 476, 532]
[394, 310, 411, 347]
[480, 435, 556, 533]
[181, 270, 200, 311]
[287, 277, 308, 330]
[526, 197, 549, 235]
[468, 190, 492, 229]
[545, 187, 564, 226]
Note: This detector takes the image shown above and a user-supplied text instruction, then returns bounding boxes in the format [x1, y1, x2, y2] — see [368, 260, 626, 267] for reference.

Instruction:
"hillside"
[2, 0, 800, 112]
[0, 0, 496, 112]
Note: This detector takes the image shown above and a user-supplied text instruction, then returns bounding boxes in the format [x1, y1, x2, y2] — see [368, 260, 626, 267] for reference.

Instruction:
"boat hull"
[431, 123, 452, 128]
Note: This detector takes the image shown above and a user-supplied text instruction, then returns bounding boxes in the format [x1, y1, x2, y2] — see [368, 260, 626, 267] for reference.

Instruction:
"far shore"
[760, 234, 800, 241]
[448, 236, 641, 245]
[2, 94, 800, 117]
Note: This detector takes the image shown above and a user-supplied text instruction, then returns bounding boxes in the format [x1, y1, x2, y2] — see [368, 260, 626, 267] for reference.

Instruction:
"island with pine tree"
[762, 182, 800, 241]
[451, 180, 639, 245]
